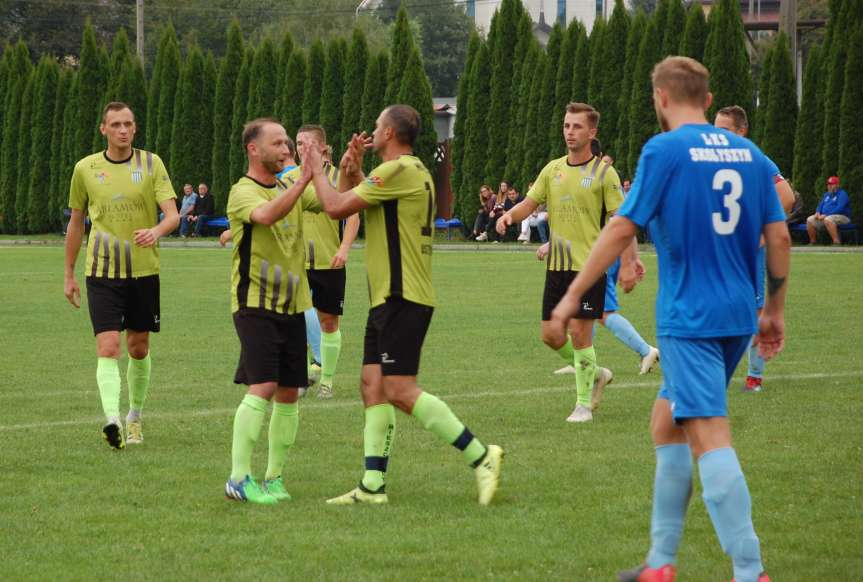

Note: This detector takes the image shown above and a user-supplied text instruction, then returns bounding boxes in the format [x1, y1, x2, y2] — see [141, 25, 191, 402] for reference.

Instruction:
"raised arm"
[304, 143, 369, 220]
[249, 167, 313, 226]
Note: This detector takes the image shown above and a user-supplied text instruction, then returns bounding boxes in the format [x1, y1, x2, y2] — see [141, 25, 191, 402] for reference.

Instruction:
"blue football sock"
[747, 336, 765, 378]
[605, 313, 651, 358]
[699, 448, 764, 582]
[304, 308, 322, 363]
[646, 444, 693, 568]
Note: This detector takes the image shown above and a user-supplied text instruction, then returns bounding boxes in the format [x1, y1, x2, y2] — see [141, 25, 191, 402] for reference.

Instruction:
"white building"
[469, 0, 618, 39]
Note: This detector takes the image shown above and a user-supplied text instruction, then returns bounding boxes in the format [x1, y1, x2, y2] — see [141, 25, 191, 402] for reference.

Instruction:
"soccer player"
[496, 102, 638, 423]
[714, 105, 795, 393]
[64, 102, 178, 450]
[546, 57, 789, 582]
[282, 125, 360, 399]
[302, 104, 503, 505]
[223, 118, 319, 505]
[541, 152, 659, 377]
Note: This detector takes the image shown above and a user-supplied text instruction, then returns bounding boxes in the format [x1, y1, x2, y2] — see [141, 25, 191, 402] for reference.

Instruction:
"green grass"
[1, 247, 861, 580]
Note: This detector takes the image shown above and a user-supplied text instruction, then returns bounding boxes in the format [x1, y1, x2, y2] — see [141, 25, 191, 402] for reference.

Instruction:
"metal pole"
[136, 0, 144, 64]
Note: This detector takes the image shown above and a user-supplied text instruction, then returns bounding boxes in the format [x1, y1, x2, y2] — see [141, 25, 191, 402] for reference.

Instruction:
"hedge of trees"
[453, 0, 863, 231]
[0, 7, 435, 233]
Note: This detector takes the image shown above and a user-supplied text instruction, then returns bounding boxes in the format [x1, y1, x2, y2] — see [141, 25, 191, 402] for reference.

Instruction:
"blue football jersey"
[619, 124, 786, 338]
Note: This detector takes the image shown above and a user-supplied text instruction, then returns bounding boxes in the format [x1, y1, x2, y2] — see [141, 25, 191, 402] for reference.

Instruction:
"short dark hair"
[717, 105, 749, 131]
[590, 138, 602, 157]
[297, 124, 327, 145]
[101, 101, 134, 123]
[242, 117, 281, 150]
[565, 102, 600, 128]
[383, 105, 421, 147]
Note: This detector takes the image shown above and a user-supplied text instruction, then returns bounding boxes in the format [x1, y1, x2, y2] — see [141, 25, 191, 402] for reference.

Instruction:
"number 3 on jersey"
[712, 169, 742, 235]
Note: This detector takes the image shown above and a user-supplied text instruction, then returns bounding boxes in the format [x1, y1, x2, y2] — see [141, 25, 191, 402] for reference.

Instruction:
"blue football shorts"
[657, 335, 751, 421]
[604, 258, 620, 313]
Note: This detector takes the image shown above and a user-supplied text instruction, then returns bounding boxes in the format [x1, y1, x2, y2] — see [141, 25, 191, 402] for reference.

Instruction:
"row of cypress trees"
[0, 7, 436, 233]
[452, 0, 851, 225]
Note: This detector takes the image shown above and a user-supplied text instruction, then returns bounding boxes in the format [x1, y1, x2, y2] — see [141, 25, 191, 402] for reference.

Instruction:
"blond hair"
[651, 56, 710, 105]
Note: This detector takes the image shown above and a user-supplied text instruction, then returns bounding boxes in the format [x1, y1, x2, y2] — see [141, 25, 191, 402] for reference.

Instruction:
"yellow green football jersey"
[354, 155, 436, 308]
[527, 155, 624, 272]
[283, 163, 344, 271]
[227, 175, 321, 315]
[68, 149, 176, 278]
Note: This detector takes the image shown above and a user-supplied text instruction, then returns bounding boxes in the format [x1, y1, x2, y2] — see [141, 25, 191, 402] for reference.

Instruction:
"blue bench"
[434, 218, 464, 240]
[789, 222, 859, 244]
[205, 216, 229, 230]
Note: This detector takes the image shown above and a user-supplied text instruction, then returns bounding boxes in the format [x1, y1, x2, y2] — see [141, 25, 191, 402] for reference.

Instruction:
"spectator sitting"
[807, 176, 852, 244]
[517, 182, 548, 244]
[480, 181, 510, 242]
[472, 185, 495, 240]
[487, 183, 522, 242]
[189, 182, 215, 237]
[622, 179, 631, 195]
[178, 184, 197, 237]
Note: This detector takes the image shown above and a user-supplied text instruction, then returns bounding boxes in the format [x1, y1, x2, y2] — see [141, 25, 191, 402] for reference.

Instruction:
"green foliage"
[303, 39, 326, 122]
[505, 43, 540, 191]
[385, 7, 415, 106]
[108, 28, 131, 85]
[550, 20, 583, 158]
[90, 43, 111, 152]
[27, 57, 60, 234]
[763, 32, 797, 177]
[341, 28, 370, 154]
[627, 18, 662, 174]
[753, 45, 775, 146]
[397, 47, 438, 173]
[599, 0, 630, 156]
[0, 48, 9, 160]
[0, 41, 33, 233]
[704, 0, 752, 119]
[281, 49, 307, 141]
[212, 20, 244, 211]
[410, 0, 475, 96]
[793, 46, 824, 205]
[320, 37, 347, 157]
[587, 18, 606, 108]
[615, 9, 647, 178]
[16, 75, 36, 232]
[820, 0, 854, 185]
[679, 1, 707, 62]
[229, 47, 255, 186]
[274, 31, 294, 117]
[155, 23, 181, 168]
[359, 51, 388, 174]
[570, 23, 590, 103]
[247, 35, 279, 120]
[49, 69, 71, 230]
[59, 75, 80, 223]
[109, 56, 148, 148]
[146, 23, 171, 149]
[662, 0, 686, 57]
[458, 42, 490, 220]
[202, 51, 217, 184]
[451, 32, 480, 207]
[75, 22, 104, 160]
[521, 53, 548, 192]
[484, 0, 524, 185]
[171, 46, 211, 192]
[838, 26, 863, 228]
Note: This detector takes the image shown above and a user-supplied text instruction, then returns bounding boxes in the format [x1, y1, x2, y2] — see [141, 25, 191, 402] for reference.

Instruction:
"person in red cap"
[807, 176, 852, 244]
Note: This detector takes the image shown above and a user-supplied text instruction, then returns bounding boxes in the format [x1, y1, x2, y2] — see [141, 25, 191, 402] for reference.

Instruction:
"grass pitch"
[0, 245, 861, 581]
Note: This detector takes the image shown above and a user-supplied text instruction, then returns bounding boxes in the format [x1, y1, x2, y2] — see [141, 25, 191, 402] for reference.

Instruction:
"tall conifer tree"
[459, 42, 491, 219]
[615, 9, 647, 178]
[599, 0, 630, 157]
[49, 69, 71, 229]
[27, 57, 60, 233]
[320, 37, 347, 157]
[385, 6, 414, 106]
[753, 46, 775, 145]
[397, 47, 438, 173]
[763, 32, 797, 176]
[155, 24, 181, 166]
[359, 51, 389, 174]
[627, 18, 662, 174]
[452, 32, 480, 203]
[229, 47, 255, 186]
[793, 46, 823, 204]
[838, 25, 863, 227]
[0, 42, 33, 233]
[341, 28, 370, 153]
[16, 75, 36, 232]
[663, 0, 686, 57]
[679, 1, 707, 62]
[704, 0, 752, 118]
[303, 39, 326, 122]
[550, 20, 583, 158]
[587, 19, 606, 108]
[247, 36, 278, 120]
[212, 20, 244, 207]
[281, 50, 307, 141]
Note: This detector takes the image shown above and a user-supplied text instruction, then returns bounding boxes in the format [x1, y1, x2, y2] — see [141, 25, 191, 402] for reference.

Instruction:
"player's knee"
[97, 344, 121, 358]
[319, 313, 339, 333]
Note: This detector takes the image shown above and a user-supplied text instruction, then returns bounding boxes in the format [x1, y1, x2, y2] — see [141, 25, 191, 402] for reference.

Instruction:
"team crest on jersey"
[581, 177, 594, 188]
[131, 169, 143, 183]
[366, 176, 384, 187]
[95, 171, 109, 184]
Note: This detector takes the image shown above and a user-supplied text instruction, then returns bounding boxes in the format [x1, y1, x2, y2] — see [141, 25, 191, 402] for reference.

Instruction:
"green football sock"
[411, 392, 486, 466]
[127, 353, 151, 417]
[320, 329, 342, 386]
[574, 346, 597, 408]
[361, 404, 396, 492]
[556, 337, 575, 363]
[96, 357, 121, 421]
[265, 402, 299, 481]
[230, 394, 268, 482]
